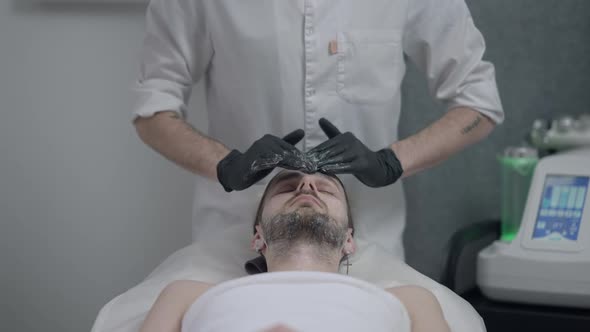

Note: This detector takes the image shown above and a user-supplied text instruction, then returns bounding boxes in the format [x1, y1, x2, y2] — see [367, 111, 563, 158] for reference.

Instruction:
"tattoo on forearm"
[169, 113, 181, 119]
[461, 115, 482, 135]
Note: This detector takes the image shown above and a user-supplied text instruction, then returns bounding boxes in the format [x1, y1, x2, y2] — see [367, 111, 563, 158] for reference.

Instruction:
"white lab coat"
[133, 0, 504, 275]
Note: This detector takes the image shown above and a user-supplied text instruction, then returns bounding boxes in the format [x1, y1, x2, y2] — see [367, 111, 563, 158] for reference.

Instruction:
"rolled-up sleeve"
[132, 0, 213, 121]
[402, 0, 504, 124]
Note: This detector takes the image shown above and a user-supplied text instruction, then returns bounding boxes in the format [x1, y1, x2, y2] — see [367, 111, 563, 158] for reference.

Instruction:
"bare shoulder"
[385, 285, 450, 332]
[386, 285, 438, 303]
[161, 280, 214, 299]
[385, 285, 441, 313]
[139, 280, 215, 332]
[154, 279, 215, 313]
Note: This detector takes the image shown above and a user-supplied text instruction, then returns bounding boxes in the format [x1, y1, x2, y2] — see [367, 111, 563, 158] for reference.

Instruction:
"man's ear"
[342, 228, 356, 256]
[251, 225, 266, 253]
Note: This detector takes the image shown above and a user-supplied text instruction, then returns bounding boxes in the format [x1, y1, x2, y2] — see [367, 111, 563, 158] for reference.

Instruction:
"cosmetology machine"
[476, 114, 590, 308]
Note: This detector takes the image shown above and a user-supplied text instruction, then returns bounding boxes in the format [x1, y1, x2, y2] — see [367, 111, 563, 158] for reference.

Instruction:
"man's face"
[260, 170, 348, 227]
[255, 170, 352, 255]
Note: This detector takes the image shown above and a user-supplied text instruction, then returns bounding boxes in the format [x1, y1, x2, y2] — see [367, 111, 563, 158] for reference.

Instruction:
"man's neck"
[265, 244, 340, 273]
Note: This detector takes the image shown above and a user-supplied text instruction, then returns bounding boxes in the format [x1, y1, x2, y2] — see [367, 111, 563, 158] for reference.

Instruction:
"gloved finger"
[311, 144, 349, 164]
[308, 140, 335, 156]
[307, 133, 348, 155]
[317, 150, 357, 169]
[277, 150, 307, 170]
[310, 131, 359, 155]
[254, 137, 288, 157]
[281, 129, 305, 146]
[266, 131, 303, 153]
[319, 118, 342, 139]
[248, 168, 274, 187]
[268, 140, 292, 155]
[250, 156, 283, 173]
[267, 137, 301, 156]
[277, 160, 304, 171]
[319, 162, 355, 174]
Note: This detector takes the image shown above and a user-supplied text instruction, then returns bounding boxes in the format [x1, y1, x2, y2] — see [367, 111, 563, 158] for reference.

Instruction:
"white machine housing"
[477, 148, 590, 308]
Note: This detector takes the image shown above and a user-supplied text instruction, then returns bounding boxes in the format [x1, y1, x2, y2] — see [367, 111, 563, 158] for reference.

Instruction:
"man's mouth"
[290, 194, 323, 208]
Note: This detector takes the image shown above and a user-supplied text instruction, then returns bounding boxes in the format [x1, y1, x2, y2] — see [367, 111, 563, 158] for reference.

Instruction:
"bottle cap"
[503, 145, 538, 158]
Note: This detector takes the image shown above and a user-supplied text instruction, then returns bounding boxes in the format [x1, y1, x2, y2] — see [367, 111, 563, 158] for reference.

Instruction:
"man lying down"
[139, 170, 450, 332]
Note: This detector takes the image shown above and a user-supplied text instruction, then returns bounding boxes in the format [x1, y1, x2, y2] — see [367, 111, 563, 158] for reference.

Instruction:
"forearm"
[391, 107, 496, 179]
[133, 111, 230, 181]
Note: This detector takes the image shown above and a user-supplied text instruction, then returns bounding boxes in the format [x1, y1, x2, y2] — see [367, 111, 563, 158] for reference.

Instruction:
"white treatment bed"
[92, 171, 485, 332]
[91, 236, 485, 332]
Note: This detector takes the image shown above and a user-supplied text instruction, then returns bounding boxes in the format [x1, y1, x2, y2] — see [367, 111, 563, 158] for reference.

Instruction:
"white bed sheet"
[91, 238, 485, 332]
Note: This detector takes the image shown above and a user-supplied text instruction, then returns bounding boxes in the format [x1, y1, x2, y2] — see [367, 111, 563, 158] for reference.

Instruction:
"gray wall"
[0, 2, 199, 331]
[1, 1, 589, 332]
[402, 0, 590, 279]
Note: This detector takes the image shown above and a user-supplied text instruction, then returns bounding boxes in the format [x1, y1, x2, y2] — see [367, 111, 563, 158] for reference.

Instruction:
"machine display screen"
[533, 175, 589, 241]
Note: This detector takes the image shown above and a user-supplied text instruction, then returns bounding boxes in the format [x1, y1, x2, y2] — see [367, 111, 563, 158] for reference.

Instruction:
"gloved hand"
[308, 118, 403, 188]
[217, 129, 305, 192]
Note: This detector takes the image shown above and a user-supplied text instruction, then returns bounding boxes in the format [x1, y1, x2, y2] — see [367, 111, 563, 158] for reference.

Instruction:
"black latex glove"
[308, 118, 403, 188]
[217, 129, 305, 192]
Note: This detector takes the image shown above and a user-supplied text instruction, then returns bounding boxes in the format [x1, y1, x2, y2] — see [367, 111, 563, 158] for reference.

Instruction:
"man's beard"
[261, 208, 348, 259]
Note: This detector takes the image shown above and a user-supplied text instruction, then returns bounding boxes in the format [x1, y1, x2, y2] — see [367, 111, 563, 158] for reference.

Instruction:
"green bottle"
[498, 145, 539, 242]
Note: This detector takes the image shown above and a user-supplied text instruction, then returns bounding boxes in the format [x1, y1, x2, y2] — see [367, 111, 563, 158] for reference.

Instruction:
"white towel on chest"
[181, 271, 411, 332]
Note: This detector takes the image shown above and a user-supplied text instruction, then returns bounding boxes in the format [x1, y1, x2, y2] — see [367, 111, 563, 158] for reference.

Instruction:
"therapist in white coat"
[133, 0, 504, 272]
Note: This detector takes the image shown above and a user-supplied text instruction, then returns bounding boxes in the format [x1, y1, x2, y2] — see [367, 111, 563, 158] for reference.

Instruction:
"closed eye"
[317, 187, 335, 195]
[317, 182, 336, 195]
[275, 184, 297, 194]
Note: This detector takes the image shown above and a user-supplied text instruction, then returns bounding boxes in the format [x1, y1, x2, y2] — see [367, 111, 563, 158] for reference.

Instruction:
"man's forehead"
[270, 170, 343, 190]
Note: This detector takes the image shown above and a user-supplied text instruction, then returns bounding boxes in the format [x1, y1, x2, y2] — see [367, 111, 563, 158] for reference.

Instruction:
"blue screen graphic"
[532, 175, 588, 241]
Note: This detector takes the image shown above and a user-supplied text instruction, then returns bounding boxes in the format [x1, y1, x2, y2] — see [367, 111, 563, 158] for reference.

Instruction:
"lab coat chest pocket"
[336, 30, 402, 105]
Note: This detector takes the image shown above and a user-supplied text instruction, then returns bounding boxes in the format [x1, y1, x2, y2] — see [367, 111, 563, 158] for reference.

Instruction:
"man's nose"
[296, 175, 317, 192]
